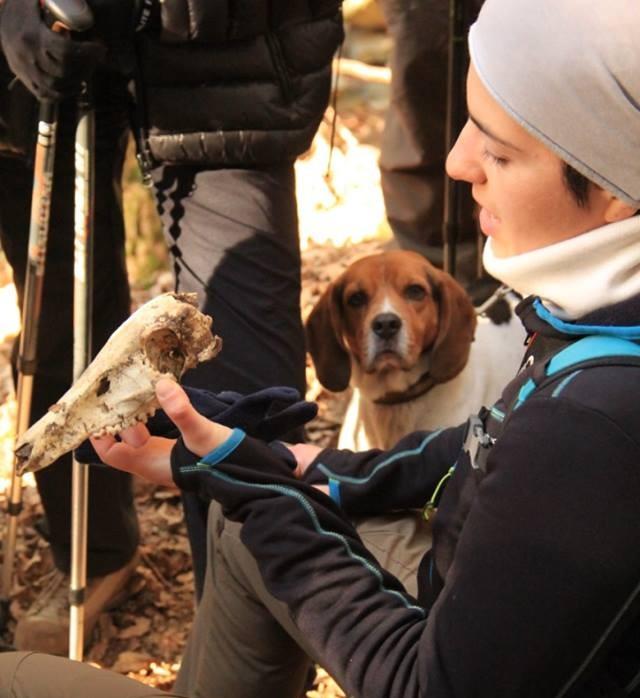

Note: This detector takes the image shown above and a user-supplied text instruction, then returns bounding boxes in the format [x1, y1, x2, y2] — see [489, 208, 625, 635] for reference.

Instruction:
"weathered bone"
[15, 292, 222, 475]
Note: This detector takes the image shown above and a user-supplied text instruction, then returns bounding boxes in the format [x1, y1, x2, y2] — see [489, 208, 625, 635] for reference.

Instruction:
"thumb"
[155, 378, 231, 457]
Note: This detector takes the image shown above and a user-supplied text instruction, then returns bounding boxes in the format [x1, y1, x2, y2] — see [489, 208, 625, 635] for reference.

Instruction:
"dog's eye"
[346, 291, 368, 308]
[404, 284, 427, 301]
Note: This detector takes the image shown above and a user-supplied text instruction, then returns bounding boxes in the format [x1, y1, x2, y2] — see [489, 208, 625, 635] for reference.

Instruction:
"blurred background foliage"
[121, 140, 168, 291]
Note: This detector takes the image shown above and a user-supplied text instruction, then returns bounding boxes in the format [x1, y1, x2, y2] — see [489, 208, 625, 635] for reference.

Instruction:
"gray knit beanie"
[469, 0, 640, 207]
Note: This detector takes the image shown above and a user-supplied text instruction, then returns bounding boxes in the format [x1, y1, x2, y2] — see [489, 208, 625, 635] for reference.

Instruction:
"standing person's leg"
[378, 0, 482, 270]
[153, 164, 305, 596]
[153, 164, 305, 396]
[175, 503, 430, 698]
[0, 78, 139, 653]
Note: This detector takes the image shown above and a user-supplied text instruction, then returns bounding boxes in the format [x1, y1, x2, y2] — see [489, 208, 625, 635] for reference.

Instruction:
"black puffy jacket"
[134, 0, 344, 169]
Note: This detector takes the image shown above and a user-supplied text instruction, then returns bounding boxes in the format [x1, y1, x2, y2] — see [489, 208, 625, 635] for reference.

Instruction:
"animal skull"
[15, 292, 222, 475]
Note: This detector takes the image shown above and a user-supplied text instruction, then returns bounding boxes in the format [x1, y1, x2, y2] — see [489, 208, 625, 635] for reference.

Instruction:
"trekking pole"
[0, 0, 94, 635]
[68, 74, 94, 662]
[442, 0, 467, 276]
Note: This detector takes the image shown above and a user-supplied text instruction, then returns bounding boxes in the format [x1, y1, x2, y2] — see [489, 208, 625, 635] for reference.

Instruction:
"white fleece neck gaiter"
[483, 216, 640, 320]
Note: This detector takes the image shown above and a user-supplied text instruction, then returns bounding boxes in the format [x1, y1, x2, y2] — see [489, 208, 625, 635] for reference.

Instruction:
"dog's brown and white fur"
[306, 250, 526, 450]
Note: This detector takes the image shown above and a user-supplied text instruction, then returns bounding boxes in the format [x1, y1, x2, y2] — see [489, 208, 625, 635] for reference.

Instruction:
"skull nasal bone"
[372, 313, 402, 340]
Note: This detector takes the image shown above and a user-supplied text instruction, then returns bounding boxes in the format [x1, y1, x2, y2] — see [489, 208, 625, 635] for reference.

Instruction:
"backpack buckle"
[463, 413, 494, 472]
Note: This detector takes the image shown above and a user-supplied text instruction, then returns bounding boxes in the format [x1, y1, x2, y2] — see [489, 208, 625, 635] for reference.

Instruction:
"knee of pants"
[0, 652, 186, 698]
[207, 504, 429, 621]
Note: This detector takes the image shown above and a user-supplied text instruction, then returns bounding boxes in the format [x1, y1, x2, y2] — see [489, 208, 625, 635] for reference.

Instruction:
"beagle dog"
[306, 250, 526, 450]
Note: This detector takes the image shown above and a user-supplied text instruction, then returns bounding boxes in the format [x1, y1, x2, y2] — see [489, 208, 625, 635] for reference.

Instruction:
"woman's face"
[446, 64, 614, 257]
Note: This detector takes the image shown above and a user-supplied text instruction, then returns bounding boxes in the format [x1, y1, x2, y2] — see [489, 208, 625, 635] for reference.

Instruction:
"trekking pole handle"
[37, 0, 94, 118]
[41, 0, 94, 34]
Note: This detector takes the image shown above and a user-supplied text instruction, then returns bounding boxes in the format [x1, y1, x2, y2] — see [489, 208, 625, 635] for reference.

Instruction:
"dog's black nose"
[371, 313, 402, 340]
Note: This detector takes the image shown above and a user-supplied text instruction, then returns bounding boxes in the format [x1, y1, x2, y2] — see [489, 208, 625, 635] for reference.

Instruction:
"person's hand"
[91, 378, 233, 487]
[0, 0, 105, 100]
[286, 443, 323, 479]
[91, 424, 176, 487]
[75, 383, 318, 465]
[152, 378, 233, 456]
[284, 442, 329, 496]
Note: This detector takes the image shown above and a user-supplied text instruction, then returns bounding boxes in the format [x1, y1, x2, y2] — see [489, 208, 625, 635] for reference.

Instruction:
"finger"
[287, 443, 322, 472]
[90, 434, 175, 488]
[119, 422, 151, 449]
[155, 378, 230, 457]
[90, 434, 132, 469]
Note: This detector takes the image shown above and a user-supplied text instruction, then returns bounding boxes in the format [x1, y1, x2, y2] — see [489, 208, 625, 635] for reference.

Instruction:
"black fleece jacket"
[172, 294, 640, 698]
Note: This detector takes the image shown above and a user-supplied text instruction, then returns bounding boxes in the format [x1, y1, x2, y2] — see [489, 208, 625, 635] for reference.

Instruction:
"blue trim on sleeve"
[315, 430, 444, 486]
[533, 299, 640, 339]
[199, 428, 246, 466]
[328, 478, 341, 506]
[202, 468, 426, 616]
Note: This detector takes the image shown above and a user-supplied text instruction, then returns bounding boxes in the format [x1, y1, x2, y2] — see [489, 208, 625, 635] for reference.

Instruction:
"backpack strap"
[514, 335, 640, 409]
[465, 335, 640, 473]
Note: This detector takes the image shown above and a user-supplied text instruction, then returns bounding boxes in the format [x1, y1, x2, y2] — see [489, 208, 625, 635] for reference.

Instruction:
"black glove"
[0, 53, 38, 158]
[153, 385, 318, 442]
[75, 385, 318, 464]
[0, 0, 105, 100]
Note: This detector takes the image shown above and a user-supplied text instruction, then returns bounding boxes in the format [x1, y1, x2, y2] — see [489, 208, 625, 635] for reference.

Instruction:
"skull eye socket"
[168, 348, 182, 361]
[96, 376, 111, 396]
[143, 329, 186, 377]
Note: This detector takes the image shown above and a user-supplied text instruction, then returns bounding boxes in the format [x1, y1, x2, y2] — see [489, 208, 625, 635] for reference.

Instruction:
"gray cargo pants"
[175, 503, 430, 698]
[0, 504, 430, 697]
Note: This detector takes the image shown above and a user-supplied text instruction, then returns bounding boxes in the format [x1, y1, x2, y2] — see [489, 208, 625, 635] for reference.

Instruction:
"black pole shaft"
[442, 0, 467, 276]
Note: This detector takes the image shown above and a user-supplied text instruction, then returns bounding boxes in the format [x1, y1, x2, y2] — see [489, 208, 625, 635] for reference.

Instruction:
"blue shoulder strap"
[547, 335, 640, 374]
[464, 335, 640, 473]
[515, 335, 640, 408]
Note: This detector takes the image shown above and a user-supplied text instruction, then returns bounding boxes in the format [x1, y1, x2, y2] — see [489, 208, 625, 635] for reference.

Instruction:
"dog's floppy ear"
[305, 279, 352, 392]
[429, 272, 477, 384]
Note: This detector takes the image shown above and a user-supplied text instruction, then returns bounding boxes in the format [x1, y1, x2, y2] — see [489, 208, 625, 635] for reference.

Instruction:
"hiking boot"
[14, 553, 139, 655]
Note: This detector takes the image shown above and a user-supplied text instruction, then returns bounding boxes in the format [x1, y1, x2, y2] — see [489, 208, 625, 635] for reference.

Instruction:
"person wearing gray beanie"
[2, 1, 640, 697]
[446, 0, 640, 325]
[469, 0, 640, 208]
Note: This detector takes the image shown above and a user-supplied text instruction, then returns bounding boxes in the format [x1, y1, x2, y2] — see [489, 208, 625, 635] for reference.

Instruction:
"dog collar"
[372, 370, 435, 406]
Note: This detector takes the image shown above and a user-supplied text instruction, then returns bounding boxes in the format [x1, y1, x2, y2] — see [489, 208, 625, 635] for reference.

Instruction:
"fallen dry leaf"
[119, 617, 152, 639]
[112, 650, 153, 674]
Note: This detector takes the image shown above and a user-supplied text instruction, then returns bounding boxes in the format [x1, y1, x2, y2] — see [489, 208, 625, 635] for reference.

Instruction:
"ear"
[305, 279, 352, 392]
[429, 272, 477, 384]
[604, 196, 638, 223]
